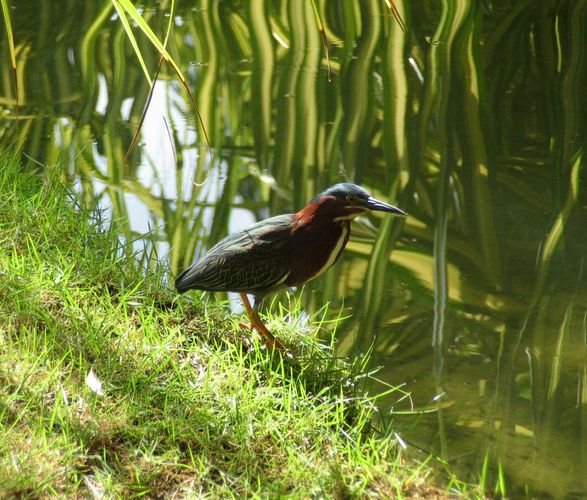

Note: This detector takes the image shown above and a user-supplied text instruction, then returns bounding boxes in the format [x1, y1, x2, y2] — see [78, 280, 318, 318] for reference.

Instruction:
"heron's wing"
[175, 215, 294, 293]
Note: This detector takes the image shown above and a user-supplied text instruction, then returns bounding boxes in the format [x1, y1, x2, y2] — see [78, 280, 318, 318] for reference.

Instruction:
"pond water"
[2, 1, 586, 497]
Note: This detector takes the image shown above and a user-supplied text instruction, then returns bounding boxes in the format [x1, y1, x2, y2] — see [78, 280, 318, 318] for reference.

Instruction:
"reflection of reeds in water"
[2, 0, 587, 495]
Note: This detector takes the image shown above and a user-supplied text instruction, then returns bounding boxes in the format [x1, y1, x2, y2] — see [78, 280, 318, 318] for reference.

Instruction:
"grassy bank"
[0, 154, 465, 497]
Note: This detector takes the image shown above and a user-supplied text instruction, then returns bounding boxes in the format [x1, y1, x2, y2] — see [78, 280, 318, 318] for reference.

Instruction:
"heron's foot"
[239, 321, 252, 331]
[238, 320, 290, 355]
[237, 327, 255, 351]
[239, 293, 290, 355]
[253, 320, 288, 352]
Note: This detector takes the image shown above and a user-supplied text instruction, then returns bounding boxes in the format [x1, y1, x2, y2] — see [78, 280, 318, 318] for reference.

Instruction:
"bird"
[175, 183, 406, 350]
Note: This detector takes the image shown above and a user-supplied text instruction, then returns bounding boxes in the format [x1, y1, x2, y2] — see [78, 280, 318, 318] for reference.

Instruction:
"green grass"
[0, 152, 468, 497]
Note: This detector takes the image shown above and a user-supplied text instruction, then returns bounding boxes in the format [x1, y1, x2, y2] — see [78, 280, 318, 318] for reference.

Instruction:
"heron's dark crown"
[310, 183, 370, 204]
[303, 183, 406, 219]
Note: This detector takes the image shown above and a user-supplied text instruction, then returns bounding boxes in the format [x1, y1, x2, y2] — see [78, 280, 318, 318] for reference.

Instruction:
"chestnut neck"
[296, 195, 364, 227]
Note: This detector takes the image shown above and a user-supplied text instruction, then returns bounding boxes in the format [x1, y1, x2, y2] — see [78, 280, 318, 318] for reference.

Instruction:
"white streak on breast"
[312, 225, 349, 279]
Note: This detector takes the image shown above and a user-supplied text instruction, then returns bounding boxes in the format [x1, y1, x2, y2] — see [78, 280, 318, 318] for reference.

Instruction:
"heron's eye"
[346, 195, 359, 203]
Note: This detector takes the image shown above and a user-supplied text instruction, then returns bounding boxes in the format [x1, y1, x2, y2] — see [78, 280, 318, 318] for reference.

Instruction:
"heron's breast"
[285, 223, 350, 286]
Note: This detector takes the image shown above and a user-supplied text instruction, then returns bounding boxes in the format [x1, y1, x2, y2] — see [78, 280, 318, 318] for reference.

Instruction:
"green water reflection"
[2, 1, 586, 496]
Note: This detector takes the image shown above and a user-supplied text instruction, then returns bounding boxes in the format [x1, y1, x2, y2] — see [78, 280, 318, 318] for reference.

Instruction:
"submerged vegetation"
[0, 153, 477, 497]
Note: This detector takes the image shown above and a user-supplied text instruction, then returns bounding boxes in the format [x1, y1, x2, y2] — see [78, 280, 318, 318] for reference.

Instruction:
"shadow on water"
[2, 0, 587, 496]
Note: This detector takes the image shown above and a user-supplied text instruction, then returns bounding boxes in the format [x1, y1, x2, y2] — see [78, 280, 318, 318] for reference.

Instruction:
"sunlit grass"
[0, 153, 479, 497]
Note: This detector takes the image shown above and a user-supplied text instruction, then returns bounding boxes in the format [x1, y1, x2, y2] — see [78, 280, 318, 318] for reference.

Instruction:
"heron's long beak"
[365, 196, 407, 216]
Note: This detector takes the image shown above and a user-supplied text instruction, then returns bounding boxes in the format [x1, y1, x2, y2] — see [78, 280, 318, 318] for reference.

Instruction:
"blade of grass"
[112, 0, 182, 79]
[309, 0, 332, 81]
[124, 55, 163, 162]
[1, 0, 18, 116]
[113, 0, 211, 158]
[111, 0, 153, 85]
[383, 0, 407, 32]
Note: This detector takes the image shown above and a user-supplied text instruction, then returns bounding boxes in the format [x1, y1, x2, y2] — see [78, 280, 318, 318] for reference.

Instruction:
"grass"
[0, 152, 469, 497]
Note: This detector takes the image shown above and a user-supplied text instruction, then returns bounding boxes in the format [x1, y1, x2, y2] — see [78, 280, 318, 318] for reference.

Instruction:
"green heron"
[175, 183, 406, 350]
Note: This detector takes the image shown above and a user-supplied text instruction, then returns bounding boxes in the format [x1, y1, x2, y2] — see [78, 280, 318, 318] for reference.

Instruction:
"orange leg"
[239, 293, 286, 351]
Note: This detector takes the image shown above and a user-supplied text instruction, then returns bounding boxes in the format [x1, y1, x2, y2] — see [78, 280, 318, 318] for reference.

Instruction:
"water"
[2, 1, 586, 496]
